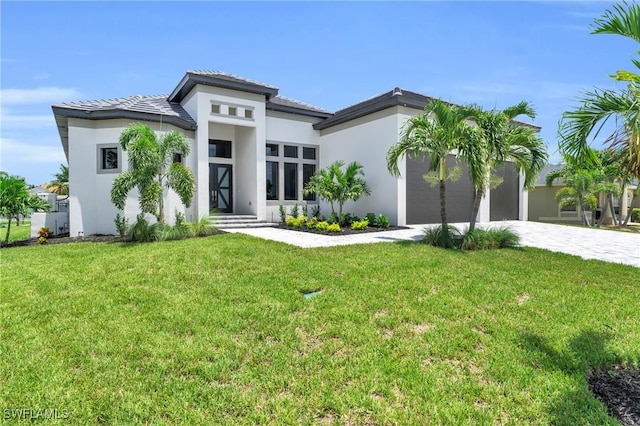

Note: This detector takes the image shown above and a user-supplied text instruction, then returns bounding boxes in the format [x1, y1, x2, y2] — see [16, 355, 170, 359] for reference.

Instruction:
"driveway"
[225, 221, 640, 268]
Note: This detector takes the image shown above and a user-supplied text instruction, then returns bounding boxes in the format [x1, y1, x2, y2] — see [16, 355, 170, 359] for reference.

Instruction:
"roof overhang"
[168, 72, 279, 103]
[266, 102, 333, 119]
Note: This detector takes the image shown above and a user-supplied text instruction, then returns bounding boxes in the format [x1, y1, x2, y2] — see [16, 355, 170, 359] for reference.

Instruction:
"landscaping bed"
[277, 223, 408, 236]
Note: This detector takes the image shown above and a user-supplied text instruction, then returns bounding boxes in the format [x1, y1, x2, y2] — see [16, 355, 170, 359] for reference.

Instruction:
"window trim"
[96, 144, 121, 174]
[265, 141, 319, 203]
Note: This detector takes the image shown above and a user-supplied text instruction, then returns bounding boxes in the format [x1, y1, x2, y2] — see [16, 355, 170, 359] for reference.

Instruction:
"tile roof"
[53, 94, 196, 127]
[536, 163, 564, 186]
[187, 70, 278, 90]
[268, 95, 333, 115]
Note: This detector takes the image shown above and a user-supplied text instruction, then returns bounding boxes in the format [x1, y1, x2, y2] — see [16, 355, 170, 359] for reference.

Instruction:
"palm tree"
[47, 164, 69, 195]
[559, 2, 640, 177]
[465, 102, 548, 232]
[545, 157, 601, 226]
[0, 173, 50, 243]
[303, 160, 371, 219]
[387, 99, 475, 246]
[110, 123, 195, 223]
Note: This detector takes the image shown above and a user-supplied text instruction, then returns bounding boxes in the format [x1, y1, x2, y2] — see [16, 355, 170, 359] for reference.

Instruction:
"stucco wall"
[318, 108, 404, 224]
[67, 118, 196, 236]
[490, 162, 519, 221]
[527, 185, 581, 223]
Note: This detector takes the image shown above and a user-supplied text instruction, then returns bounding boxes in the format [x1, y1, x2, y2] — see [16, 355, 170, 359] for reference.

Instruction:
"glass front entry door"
[209, 164, 232, 213]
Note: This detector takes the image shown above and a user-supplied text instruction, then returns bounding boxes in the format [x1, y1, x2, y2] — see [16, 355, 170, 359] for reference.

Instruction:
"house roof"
[52, 94, 197, 130]
[168, 70, 279, 103]
[536, 163, 565, 186]
[267, 95, 333, 118]
[313, 87, 542, 131]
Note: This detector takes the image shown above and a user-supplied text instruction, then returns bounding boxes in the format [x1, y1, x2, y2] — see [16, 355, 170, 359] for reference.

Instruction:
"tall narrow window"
[266, 162, 278, 200]
[303, 164, 316, 201]
[284, 163, 297, 200]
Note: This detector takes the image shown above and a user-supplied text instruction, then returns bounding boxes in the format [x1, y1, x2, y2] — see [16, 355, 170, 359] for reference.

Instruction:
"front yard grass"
[1, 234, 638, 424]
[0, 220, 31, 242]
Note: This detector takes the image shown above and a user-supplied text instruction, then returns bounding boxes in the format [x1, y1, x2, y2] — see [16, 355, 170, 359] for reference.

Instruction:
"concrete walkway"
[225, 221, 640, 267]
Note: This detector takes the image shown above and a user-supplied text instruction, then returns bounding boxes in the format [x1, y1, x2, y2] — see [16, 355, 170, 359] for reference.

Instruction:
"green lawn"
[0, 220, 31, 242]
[1, 234, 638, 424]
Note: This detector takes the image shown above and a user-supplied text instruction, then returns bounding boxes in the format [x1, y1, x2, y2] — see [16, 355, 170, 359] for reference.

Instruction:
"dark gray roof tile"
[267, 95, 333, 117]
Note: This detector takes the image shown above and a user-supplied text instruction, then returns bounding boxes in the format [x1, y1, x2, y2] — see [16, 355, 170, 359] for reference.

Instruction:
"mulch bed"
[0, 234, 125, 249]
[588, 366, 640, 426]
[276, 224, 409, 236]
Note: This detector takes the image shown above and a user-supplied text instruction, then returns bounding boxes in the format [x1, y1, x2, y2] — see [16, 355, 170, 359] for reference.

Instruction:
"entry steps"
[211, 214, 278, 229]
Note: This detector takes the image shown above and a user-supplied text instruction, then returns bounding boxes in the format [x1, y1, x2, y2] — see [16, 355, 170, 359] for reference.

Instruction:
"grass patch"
[1, 234, 638, 424]
[0, 220, 31, 242]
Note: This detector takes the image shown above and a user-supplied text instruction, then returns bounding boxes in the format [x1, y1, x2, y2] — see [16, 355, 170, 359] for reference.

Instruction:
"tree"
[110, 124, 195, 223]
[559, 2, 640, 178]
[465, 102, 548, 232]
[303, 161, 370, 219]
[47, 164, 69, 195]
[545, 157, 601, 226]
[0, 172, 51, 243]
[387, 99, 475, 247]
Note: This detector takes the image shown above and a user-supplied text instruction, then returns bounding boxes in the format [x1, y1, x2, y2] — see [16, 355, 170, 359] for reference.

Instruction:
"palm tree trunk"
[4, 218, 12, 243]
[580, 201, 591, 226]
[439, 179, 448, 229]
[609, 194, 618, 225]
[469, 187, 484, 232]
[623, 206, 632, 226]
[158, 177, 165, 223]
[597, 197, 608, 227]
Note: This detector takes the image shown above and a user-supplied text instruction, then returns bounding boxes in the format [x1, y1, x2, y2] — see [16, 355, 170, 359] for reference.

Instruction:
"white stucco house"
[52, 70, 531, 236]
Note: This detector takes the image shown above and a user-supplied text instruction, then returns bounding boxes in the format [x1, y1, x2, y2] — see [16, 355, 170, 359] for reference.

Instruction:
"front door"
[209, 164, 232, 213]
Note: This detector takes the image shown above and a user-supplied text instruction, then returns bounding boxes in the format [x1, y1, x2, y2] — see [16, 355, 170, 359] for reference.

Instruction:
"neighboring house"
[28, 186, 69, 237]
[528, 164, 639, 223]
[52, 70, 532, 236]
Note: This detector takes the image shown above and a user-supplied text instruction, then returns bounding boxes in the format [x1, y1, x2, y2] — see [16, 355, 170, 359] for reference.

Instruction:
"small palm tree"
[110, 123, 195, 223]
[303, 161, 371, 218]
[47, 164, 69, 195]
[387, 99, 475, 245]
[559, 2, 640, 177]
[0, 172, 50, 243]
[465, 102, 548, 232]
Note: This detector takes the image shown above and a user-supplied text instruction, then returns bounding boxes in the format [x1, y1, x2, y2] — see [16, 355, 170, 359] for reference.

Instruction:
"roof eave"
[266, 103, 333, 119]
[168, 72, 279, 103]
[51, 106, 198, 131]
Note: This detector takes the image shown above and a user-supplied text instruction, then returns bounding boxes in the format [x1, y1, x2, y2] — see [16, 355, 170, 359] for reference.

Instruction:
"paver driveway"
[226, 221, 640, 267]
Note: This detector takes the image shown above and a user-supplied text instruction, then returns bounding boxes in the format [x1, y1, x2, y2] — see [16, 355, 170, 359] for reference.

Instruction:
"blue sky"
[1, 1, 635, 185]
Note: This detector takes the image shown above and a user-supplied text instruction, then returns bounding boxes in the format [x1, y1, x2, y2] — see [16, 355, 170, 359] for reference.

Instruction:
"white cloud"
[1, 87, 83, 105]
[0, 138, 66, 167]
[0, 109, 55, 129]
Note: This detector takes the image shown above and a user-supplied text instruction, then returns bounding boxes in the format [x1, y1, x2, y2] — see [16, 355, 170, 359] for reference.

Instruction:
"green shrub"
[302, 204, 308, 218]
[365, 213, 377, 226]
[376, 214, 390, 228]
[279, 204, 287, 223]
[351, 219, 369, 230]
[327, 223, 342, 233]
[306, 217, 319, 229]
[127, 215, 157, 242]
[339, 213, 353, 226]
[422, 224, 461, 249]
[190, 216, 218, 237]
[286, 217, 306, 229]
[632, 208, 640, 222]
[461, 226, 520, 250]
[311, 205, 321, 219]
[315, 221, 330, 231]
[327, 213, 339, 224]
[114, 213, 128, 237]
[291, 204, 300, 218]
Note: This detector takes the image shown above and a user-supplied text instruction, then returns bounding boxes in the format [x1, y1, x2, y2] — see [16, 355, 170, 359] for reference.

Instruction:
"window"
[209, 140, 232, 158]
[266, 162, 278, 200]
[173, 153, 183, 164]
[97, 144, 120, 173]
[244, 109, 253, 119]
[228, 106, 237, 116]
[303, 147, 316, 160]
[303, 164, 316, 201]
[211, 104, 221, 114]
[284, 145, 298, 158]
[284, 163, 297, 200]
[266, 144, 279, 157]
